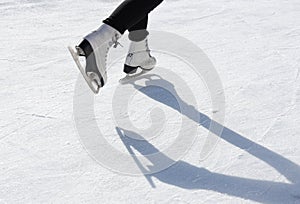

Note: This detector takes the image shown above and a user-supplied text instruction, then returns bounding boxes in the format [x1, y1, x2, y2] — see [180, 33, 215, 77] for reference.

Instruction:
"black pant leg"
[128, 16, 148, 32]
[103, 0, 163, 34]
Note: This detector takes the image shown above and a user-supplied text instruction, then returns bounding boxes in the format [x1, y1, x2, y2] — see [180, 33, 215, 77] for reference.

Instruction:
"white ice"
[0, 0, 300, 203]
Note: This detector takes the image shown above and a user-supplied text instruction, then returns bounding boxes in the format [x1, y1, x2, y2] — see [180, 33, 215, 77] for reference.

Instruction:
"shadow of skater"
[116, 74, 300, 203]
[117, 127, 300, 204]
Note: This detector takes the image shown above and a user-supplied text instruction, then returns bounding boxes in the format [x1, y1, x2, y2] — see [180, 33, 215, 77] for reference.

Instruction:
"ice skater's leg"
[128, 16, 148, 32]
[128, 16, 149, 42]
[103, 0, 163, 34]
[72, 0, 163, 92]
[122, 15, 156, 75]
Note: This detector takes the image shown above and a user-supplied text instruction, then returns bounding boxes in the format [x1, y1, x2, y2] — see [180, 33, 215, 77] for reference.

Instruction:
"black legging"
[103, 0, 164, 34]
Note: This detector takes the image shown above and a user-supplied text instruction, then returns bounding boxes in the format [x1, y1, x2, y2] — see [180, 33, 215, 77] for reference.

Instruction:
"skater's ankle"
[128, 29, 149, 42]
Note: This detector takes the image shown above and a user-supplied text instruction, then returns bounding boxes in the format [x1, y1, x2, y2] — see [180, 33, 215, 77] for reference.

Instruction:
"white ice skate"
[119, 38, 156, 84]
[68, 24, 122, 94]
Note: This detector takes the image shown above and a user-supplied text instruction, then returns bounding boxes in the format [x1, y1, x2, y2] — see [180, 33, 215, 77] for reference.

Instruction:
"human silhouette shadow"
[116, 127, 299, 204]
[116, 74, 300, 203]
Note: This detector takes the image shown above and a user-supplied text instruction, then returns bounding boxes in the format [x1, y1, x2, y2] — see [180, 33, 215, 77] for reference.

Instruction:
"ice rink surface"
[0, 0, 300, 203]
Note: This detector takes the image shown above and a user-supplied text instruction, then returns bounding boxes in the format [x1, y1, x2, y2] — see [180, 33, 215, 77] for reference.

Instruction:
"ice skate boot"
[120, 37, 156, 84]
[68, 24, 122, 94]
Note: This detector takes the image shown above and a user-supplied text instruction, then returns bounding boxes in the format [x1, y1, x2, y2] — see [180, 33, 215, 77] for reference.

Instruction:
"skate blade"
[119, 68, 153, 85]
[68, 46, 100, 94]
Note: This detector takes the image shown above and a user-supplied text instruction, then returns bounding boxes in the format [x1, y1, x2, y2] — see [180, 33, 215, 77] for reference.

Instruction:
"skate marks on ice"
[115, 75, 300, 203]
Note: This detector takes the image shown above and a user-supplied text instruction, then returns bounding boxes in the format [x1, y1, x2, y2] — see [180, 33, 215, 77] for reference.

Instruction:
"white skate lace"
[105, 33, 123, 64]
[113, 41, 123, 48]
[110, 33, 123, 48]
